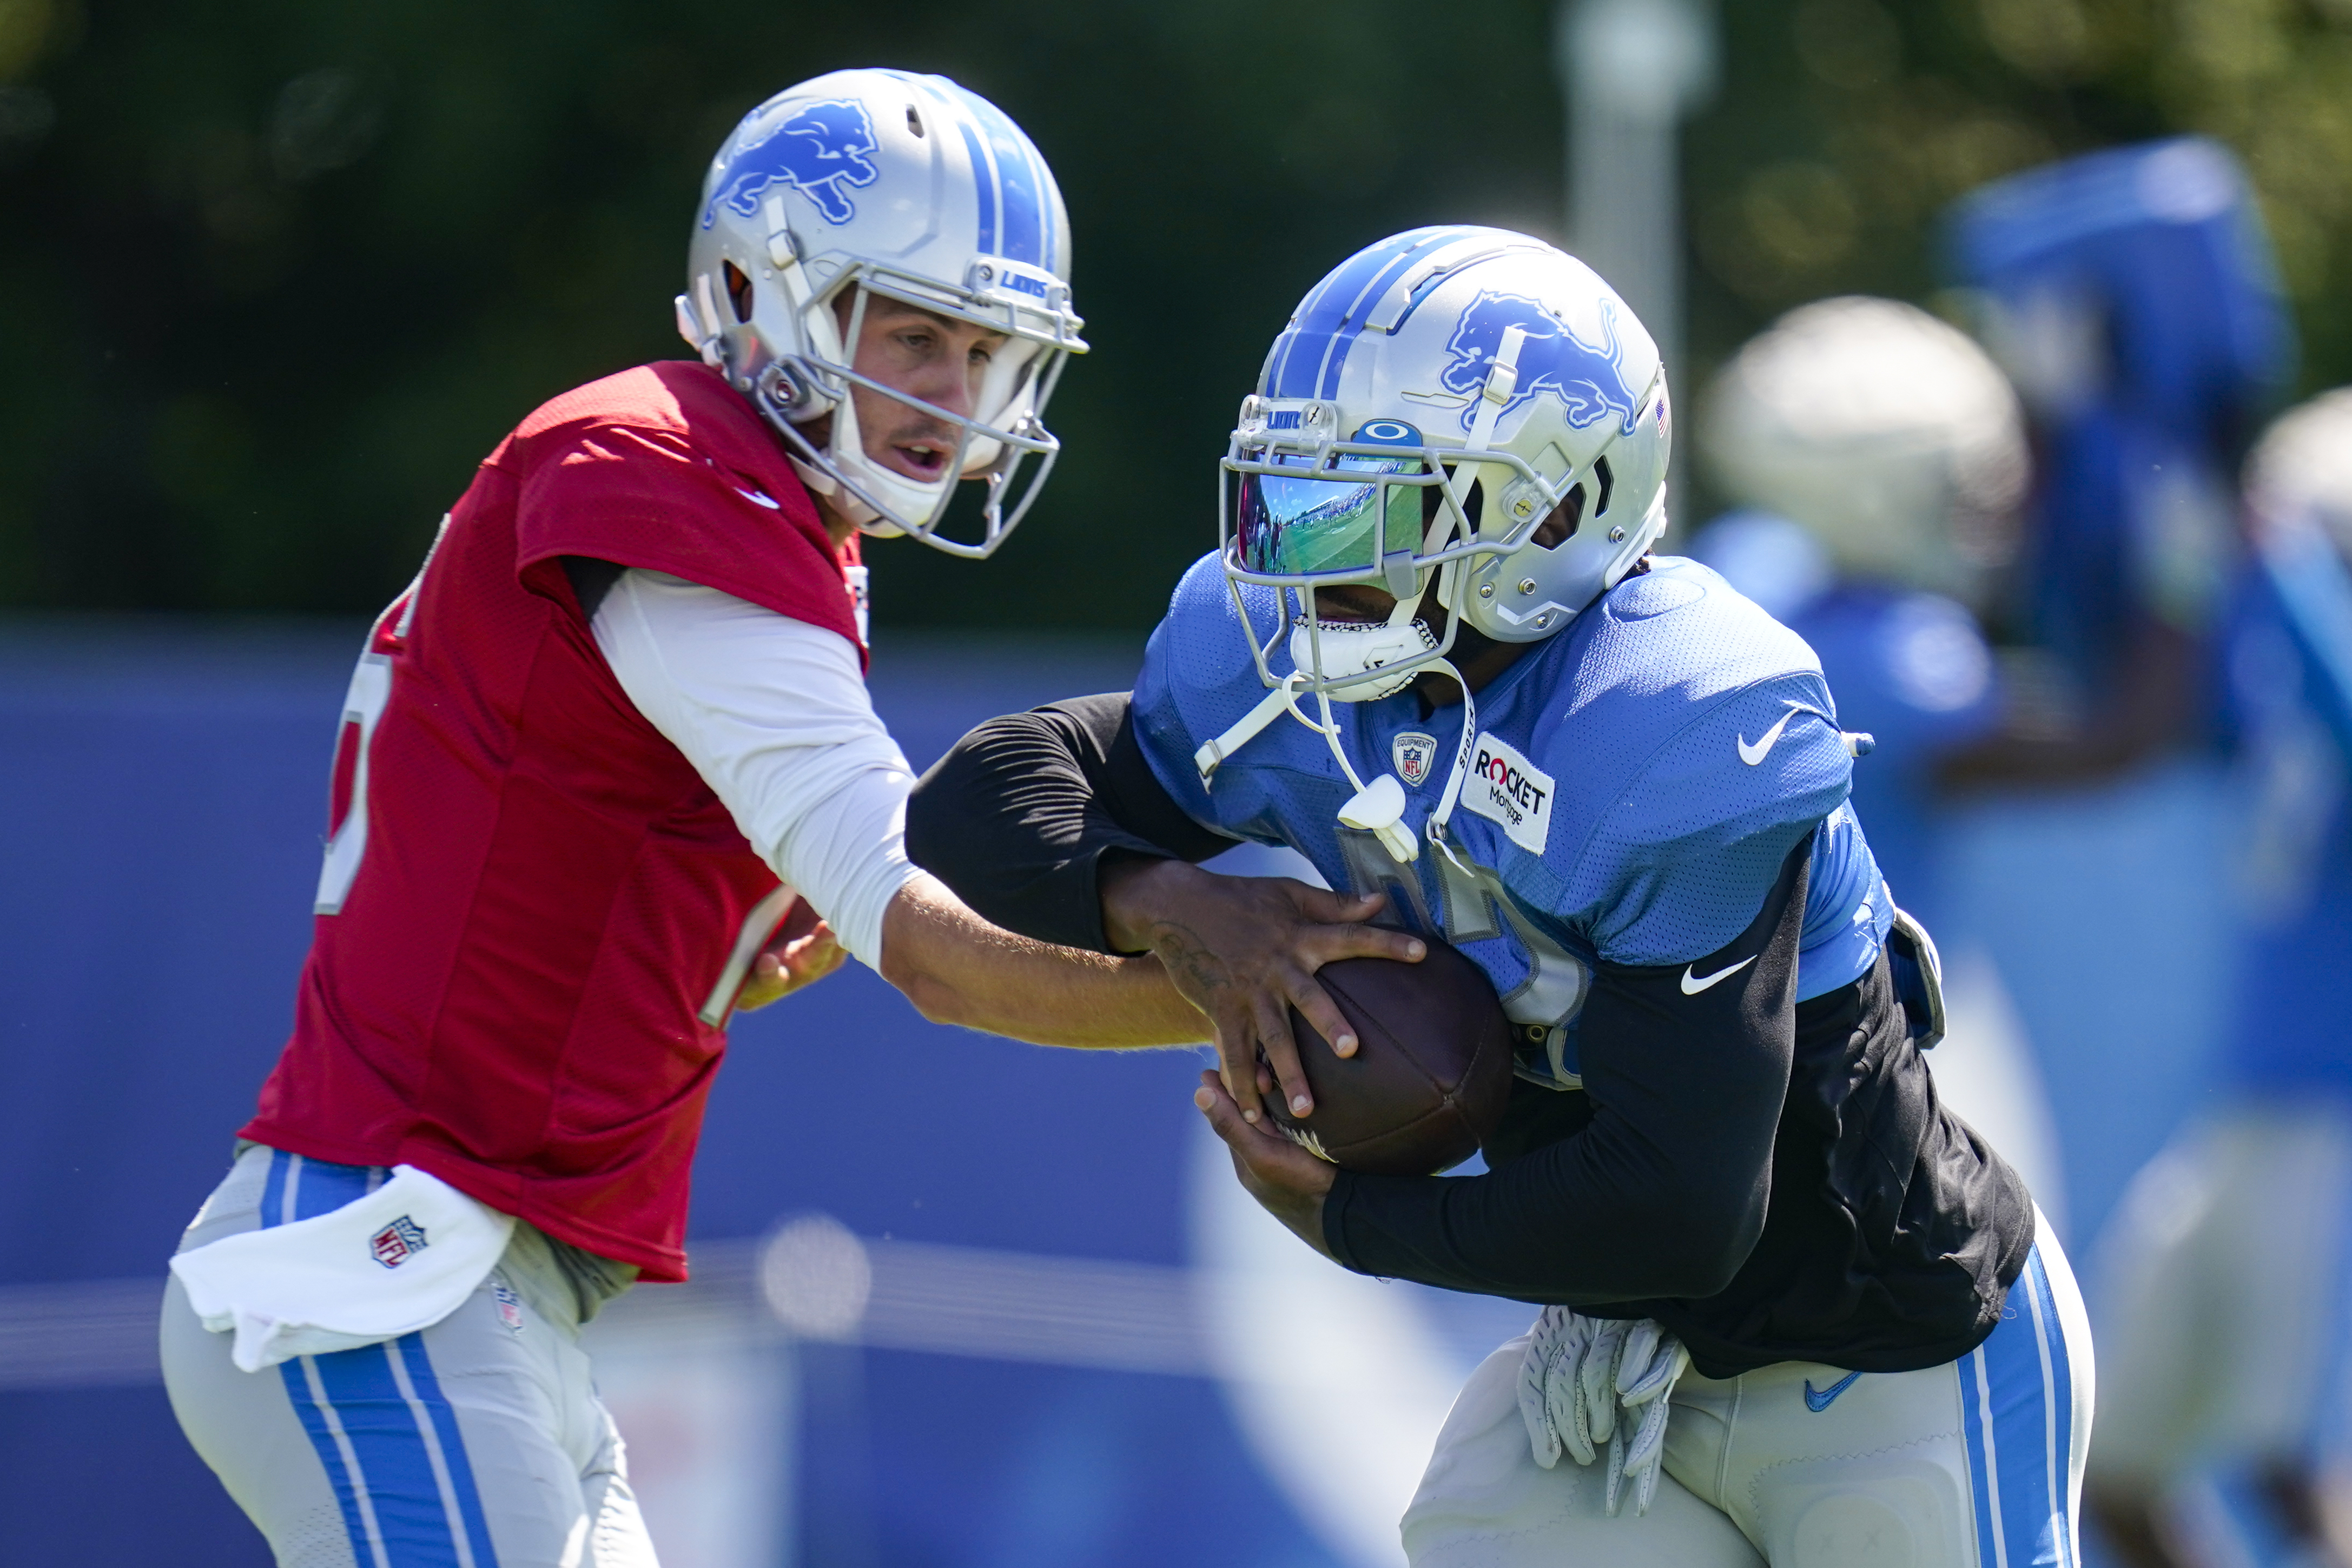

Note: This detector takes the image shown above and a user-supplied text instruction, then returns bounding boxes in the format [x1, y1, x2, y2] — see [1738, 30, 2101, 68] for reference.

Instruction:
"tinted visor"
[1237, 454, 1427, 577]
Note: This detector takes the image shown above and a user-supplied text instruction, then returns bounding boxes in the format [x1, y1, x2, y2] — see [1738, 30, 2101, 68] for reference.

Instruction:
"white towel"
[171, 1164, 517, 1372]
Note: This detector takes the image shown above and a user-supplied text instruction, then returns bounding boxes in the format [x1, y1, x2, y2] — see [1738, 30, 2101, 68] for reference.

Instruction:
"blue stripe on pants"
[281, 1354, 380, 1564]
[260, 1148, 379, 1229]
[261, 1148, 291, 1226]
[258, 1149, 499, 1566]
[1960, 1242, 2077, 1568]
[392, 1333, 500, 1567]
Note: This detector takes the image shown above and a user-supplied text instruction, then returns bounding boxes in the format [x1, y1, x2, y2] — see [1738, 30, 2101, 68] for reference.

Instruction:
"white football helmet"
[2245, 387, 2352, 558]
[1199, 228, 1671, 864]
[1699, 297, 2026, 604]
[678, 69, 1085, 556]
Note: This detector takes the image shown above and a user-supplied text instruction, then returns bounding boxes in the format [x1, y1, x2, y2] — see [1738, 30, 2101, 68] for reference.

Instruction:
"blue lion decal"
[702, 100, 880, 229]
[1439, 291, 1647, 436]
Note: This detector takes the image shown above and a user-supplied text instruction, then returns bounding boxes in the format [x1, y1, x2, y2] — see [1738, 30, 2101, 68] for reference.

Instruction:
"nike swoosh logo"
[732, 485, 781, 510]
[1680, 956, 1756, 995]
[1803, 1371, 1862, 1412]
[1737, 708, 1799, 766]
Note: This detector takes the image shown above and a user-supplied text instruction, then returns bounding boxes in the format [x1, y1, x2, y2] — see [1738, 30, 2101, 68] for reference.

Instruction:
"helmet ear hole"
[1535, 485, 1585, 550]
[723, 262, 756, 325]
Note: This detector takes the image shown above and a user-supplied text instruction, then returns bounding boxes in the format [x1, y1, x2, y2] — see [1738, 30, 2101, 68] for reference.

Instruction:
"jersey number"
[314, 520, 445, 915]
[315, 652, 393, 914]
[1333, 828, 1593, 1087]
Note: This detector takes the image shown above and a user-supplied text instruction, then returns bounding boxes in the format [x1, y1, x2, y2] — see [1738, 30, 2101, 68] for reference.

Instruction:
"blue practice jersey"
[1132, 553, 1894, 1090]
[1787, 587, 2001, 929]
[2219, 532, 2352, 1095]
[1690, 512, 2001, 928]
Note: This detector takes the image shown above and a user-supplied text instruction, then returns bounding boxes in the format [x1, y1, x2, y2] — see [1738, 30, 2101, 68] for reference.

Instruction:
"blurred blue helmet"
[1947, 138, 2294, 682]
[1947, 136, 2291, 438]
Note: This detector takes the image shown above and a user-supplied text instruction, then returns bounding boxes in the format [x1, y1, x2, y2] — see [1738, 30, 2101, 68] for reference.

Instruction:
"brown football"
[1265, 938, 1515, 1175]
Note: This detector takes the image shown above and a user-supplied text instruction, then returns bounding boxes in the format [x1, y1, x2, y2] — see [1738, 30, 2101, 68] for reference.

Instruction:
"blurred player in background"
[150, 70, 1341, 1568]
[2087, 391, 2352, 1568]
[1941, 137, 2293, 790]
[1691, 296, 2026, 930]
[911, 228, 2087, 1567]
[1687, 299, 2070, 1217]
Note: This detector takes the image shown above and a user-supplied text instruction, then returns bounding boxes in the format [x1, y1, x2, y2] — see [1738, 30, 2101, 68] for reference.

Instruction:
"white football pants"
[2090, 1103, 2352, 1486]
[160, 1145, 659, 1568]
[1403, 1220, 2092, 1568]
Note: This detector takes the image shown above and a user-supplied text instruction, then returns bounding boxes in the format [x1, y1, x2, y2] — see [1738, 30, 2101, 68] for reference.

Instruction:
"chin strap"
[1329, 661, 1479, 868]
[1464, 325, 1528, 455]
[1192, 673, 1316, 786]
[1420, 664, 1480, 869]
[1330, 336, 1515, 866]
[1191, 664, 1482, 872]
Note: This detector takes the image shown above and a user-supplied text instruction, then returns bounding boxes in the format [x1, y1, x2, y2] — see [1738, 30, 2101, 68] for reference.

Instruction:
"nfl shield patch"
[370, 1214, 430, 1268]
[1392, 731, 1438, 789]
[493, 1280, 525, 1334]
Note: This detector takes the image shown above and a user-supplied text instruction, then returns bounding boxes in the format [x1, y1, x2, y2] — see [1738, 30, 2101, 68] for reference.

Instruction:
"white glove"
[1516, 1306, 1690, 1516]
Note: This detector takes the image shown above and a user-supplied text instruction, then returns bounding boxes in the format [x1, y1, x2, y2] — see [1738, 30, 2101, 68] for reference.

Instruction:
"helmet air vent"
[723, 262, 755, 325]
[906, 105, 924, 138]
[1594, 455, 1615, 516]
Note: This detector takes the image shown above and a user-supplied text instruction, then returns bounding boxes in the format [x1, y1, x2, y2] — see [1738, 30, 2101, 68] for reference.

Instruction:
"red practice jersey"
[243, 361, 861, 1281]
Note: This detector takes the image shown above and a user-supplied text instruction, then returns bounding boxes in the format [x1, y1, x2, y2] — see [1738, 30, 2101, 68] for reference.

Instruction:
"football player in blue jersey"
[2086, 391, 2352, 1568]
[910, 228, 2090, 1566]
[1940, 137, 2292, 791]
[1691, 296, 2026, 930]
[1687, 299, 2071, 1220]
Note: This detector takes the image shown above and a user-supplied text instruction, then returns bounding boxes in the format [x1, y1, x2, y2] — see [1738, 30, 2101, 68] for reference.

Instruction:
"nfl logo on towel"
[1393, 731, 1438, 789]
[370, 1215, 430, 1268]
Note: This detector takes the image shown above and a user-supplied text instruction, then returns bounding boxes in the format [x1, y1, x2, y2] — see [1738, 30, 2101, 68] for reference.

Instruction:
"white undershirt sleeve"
[589, 568, 920, 971]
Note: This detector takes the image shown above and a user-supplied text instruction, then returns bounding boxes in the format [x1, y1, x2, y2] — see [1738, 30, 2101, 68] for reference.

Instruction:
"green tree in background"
[1, 0, 2346, 631]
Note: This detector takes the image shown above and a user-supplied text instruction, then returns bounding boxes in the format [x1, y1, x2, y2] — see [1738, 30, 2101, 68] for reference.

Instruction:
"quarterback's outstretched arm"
[585, 565, 1206, 1048]
[910, 694, 1429, 1120]
[877, 871, 1206, 1046]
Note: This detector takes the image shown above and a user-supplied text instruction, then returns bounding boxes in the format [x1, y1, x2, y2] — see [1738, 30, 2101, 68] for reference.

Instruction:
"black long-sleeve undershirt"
[904, 694, 1236, 952]
[908, 693, 2033, 1377]
[1324, 838, 1808, 1311]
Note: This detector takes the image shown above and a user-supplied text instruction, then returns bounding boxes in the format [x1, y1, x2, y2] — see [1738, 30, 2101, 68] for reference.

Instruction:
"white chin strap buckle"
[1338, 773, 1418, 864]
[1284, 617, 1433, 703]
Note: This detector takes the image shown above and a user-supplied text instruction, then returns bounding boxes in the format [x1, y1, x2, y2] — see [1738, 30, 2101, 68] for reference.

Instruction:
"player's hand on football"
[1194, 1069, 1337, 1260]
[734, 901, 846, 1011]
[1100, 859, 1424, 1126]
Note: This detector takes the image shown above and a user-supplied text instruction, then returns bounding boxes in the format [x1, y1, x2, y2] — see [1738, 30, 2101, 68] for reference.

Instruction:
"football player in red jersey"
[157, 70, 1414, 1568]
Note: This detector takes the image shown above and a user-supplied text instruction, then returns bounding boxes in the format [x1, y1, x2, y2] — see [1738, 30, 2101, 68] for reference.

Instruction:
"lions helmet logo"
[1439, 290, 1647, 438]
[703, 100, 880, 229]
